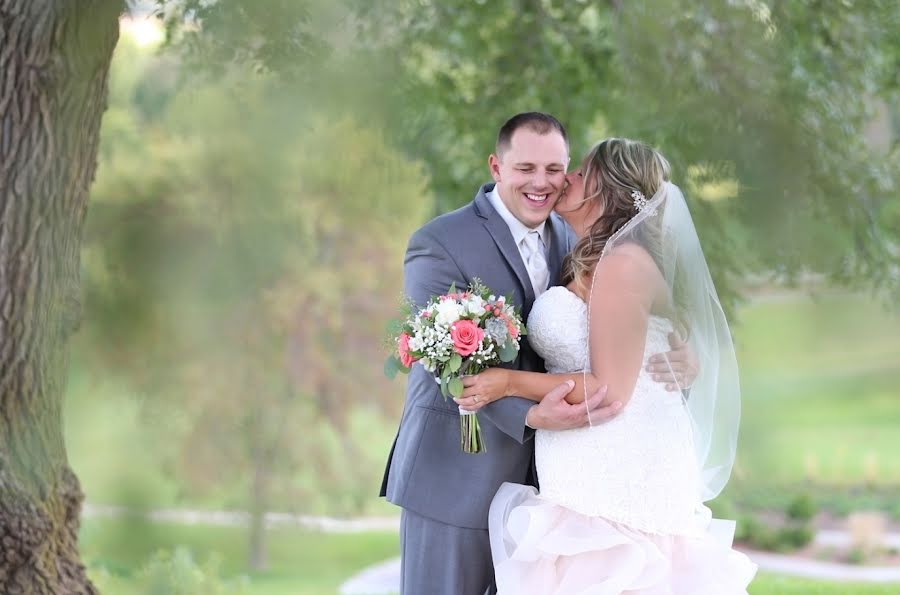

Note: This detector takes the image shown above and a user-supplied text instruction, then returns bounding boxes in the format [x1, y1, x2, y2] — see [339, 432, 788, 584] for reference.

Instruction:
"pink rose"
[505, 318, 519, 340]
[450, 320, 484, 357]
[398, 332, 417, 368]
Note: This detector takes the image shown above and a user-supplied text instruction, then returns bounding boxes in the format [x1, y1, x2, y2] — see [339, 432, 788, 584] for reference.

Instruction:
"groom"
[380, 112, 691, 594]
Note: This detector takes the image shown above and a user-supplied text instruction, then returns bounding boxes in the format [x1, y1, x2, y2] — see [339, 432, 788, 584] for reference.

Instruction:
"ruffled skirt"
[489, 483, 757, 595]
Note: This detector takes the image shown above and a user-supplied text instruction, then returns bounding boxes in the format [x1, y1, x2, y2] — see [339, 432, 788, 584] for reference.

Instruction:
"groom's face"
[489, 128, 569, 229]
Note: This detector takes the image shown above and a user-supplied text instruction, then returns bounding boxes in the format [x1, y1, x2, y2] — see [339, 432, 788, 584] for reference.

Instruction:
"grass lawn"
[81, 518, 399, 595]
[80, 518, 899, 594]
[750, 574, 900, 594]
[728, 291, 900, 507]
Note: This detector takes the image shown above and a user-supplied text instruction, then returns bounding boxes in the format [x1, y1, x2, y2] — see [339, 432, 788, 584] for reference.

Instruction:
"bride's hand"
[456, 369, 510, 412]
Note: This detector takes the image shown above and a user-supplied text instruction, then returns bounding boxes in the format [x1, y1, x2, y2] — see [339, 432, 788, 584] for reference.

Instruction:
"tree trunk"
[0, 2, 121, 593]
[247, 451, 270, 571]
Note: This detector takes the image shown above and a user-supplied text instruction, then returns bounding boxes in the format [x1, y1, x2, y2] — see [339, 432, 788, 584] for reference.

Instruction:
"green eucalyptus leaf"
[384, 356, 400, 379]
[498, 341, 519, 363]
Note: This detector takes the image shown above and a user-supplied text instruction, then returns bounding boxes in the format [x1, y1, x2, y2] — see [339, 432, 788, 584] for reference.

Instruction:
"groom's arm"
[646, 333, 699, 394]
[479, 394, 535, 444]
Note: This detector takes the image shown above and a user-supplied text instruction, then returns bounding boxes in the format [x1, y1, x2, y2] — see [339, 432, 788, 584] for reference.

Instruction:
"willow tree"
[357, 0, 900, 307]
[0, 1, 122, 593]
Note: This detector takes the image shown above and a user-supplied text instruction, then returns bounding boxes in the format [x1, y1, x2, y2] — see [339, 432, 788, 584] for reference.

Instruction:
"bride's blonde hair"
[561, 138, 671, 290]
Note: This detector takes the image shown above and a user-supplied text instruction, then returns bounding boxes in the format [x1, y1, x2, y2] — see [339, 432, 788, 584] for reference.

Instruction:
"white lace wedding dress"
[488, 286, 757, 594]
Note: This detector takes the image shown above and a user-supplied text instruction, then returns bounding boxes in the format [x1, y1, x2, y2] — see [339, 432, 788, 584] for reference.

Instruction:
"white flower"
[434, 299, 462, 326]
[465, 295, 485, 315]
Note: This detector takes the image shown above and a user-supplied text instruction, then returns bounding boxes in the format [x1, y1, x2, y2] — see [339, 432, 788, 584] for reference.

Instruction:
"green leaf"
[440, 374, 450, 398]
[498, 340, 519, 363]
[449, 353, 462, 372]
[384, 356, 401, 379]
[449, 376, 464, 398]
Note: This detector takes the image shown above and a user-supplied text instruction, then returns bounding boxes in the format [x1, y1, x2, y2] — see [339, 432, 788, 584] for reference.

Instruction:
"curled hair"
[561, 138, 671, 290]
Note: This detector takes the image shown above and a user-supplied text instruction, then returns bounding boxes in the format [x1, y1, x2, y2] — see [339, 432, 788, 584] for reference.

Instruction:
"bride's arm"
[460, 368, 593, 405]
[459, 245, 658, 410]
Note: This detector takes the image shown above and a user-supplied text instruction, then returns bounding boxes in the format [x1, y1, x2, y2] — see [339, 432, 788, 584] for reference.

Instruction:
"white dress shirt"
[487, 187, 551, 296]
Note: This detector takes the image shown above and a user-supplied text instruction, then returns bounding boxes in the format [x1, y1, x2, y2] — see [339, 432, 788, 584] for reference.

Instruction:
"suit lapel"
[473, 184, 535, 306]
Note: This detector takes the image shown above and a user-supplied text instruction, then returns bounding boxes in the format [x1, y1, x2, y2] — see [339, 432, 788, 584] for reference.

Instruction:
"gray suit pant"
[400, 508, 496, 595]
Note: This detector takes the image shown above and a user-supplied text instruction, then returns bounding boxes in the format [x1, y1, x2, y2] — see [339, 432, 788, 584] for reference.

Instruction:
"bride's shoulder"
[596, 243, 658, 283]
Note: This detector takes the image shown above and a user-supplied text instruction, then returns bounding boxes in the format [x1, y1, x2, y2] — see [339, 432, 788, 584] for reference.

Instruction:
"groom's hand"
[647, 332, 699, 392]
[525, 381, 620, 431]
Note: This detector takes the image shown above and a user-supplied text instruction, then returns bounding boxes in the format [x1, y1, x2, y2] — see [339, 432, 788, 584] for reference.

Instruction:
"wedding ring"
[474, 396, 480, 403]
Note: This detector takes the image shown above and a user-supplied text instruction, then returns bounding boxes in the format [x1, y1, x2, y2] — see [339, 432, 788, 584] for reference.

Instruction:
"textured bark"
[0, 1, 121, 593]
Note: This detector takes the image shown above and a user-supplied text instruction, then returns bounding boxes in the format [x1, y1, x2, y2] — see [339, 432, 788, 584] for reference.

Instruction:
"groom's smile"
[525, 193, 550, 204]
[489, 127, 569, 229]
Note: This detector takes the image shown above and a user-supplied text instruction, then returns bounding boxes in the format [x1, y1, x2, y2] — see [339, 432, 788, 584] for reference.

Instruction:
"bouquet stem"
[460, 412, 485, 454]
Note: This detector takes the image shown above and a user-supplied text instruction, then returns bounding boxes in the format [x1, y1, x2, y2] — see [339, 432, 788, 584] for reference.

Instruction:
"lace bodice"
[527, 286, 591, 375]
[526, 285, 706, 535]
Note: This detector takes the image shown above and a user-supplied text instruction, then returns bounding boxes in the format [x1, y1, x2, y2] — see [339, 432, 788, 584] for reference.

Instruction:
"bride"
[456, 138, 757, 593]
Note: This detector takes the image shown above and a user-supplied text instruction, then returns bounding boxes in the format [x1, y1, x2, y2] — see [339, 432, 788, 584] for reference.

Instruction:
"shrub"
[736, 514, 779, 550]
[846, 547, 868, 565]
[133, 548, 249, 595]
[776, 525, 815, 550]
[786, 493, 817, 522]
[891, 502, 900, 523]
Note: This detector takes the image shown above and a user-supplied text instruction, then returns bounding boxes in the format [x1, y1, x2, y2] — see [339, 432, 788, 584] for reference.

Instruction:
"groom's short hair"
[496, 112, 569, 156]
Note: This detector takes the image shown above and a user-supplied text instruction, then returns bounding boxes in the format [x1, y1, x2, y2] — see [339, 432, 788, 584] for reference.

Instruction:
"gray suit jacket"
[380, 183, 575, 529]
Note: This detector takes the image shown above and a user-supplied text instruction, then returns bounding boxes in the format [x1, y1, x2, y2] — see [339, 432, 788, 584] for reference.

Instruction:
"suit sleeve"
[480, 392, 535, 444]
[404, 226, 535, 444]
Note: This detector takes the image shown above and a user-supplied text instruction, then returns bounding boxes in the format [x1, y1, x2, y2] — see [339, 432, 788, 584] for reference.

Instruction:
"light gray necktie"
[523, 230, 549, 296]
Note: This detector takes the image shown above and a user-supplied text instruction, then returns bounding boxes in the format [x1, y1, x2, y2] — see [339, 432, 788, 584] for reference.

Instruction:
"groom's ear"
[488, 154, 502, 183]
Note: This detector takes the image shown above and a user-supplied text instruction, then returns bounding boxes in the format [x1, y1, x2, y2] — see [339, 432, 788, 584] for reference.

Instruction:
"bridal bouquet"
[385, 279, 526, 453]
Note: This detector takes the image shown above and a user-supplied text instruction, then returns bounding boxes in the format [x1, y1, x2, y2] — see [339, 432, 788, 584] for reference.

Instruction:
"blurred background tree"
[78, 33, 429, 569]
[154, 1, 900, 307]
[354, 0, 899, 307]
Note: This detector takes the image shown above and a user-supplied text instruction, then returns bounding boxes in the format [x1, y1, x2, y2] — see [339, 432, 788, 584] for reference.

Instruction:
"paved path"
[340, 558, 402, 595]
[82, 504, 399, 532]
[339, 550, 900, 594]
[744, 550, 900, 583]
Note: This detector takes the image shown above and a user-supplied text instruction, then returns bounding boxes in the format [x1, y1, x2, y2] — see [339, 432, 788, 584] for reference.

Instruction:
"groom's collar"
[487, 187, 546, 247]
[473, 183, 548, 246]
